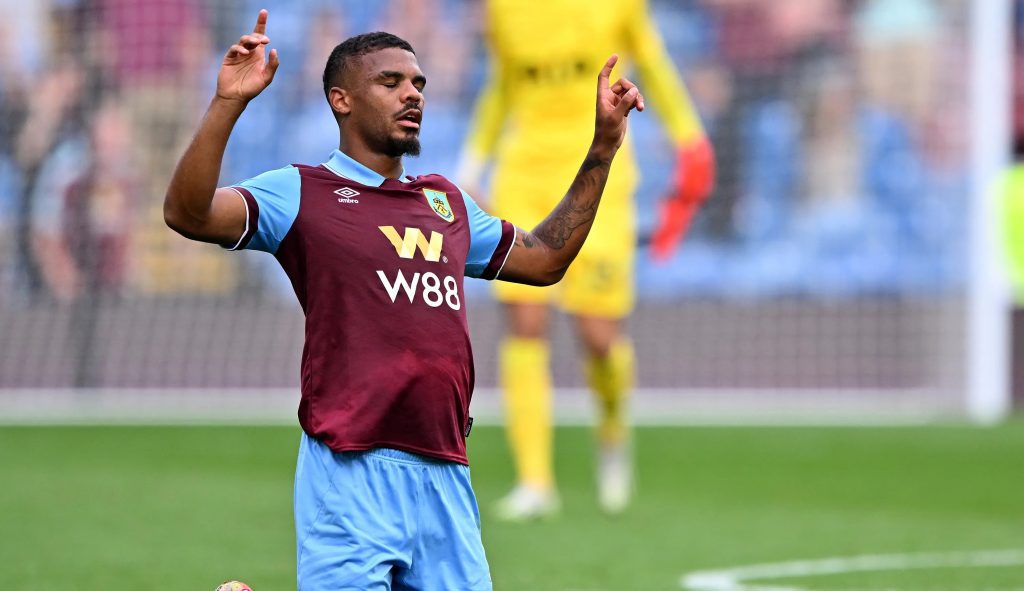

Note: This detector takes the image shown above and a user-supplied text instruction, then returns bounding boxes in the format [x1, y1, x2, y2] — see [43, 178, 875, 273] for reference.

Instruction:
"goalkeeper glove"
[650, 137, 715, 260]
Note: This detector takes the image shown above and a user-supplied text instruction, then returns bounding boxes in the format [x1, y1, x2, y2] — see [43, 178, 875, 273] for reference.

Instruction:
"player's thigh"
[294, 435, 415, 591]
[573, 314, 624, 358]
[559, 241, 635, 319]
[397, 463, 492, 591]
[504, 301, 551, 339]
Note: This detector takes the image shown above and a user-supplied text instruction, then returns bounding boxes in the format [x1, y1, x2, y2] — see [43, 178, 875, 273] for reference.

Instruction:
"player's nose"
[401, 81, 424, 106]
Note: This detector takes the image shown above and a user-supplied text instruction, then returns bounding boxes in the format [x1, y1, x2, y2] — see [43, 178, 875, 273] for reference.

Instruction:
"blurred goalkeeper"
[457, 0, 714, 519]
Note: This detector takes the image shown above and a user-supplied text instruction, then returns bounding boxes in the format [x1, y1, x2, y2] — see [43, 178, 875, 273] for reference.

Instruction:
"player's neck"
[338, 140, 404, 180]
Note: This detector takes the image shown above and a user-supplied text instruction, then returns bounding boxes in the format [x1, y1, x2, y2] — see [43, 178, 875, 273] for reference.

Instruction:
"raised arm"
[163, 9, 280, 245]
[497, 55, 644, 286]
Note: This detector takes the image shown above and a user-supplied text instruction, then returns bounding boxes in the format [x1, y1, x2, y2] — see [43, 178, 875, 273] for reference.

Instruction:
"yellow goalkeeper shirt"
[463, 0, 705, 185]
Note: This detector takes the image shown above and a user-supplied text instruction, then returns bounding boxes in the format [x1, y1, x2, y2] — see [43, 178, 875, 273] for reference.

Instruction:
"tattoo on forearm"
[578, 155, 606, 175]
[532, 155, 610, 250]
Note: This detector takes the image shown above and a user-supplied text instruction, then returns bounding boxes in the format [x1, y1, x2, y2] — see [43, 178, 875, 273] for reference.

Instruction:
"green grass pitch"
[1, 423, 1022, 590]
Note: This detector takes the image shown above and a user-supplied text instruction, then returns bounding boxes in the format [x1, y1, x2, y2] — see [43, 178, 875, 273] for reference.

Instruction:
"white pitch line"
[680, 549, 1024, 591]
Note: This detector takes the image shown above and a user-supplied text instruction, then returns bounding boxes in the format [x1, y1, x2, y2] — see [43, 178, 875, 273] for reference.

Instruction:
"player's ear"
[329, 87, 351, 117]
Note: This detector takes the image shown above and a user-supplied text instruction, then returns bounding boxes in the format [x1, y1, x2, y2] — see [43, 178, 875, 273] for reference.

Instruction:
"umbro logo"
[335, 187, 360, 203]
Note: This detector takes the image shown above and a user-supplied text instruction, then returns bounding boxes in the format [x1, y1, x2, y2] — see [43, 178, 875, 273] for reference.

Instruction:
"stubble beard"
[384, 133, 421, 158]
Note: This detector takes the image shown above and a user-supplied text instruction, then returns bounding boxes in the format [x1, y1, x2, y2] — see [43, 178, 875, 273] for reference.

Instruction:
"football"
[215, 581, 252, 591]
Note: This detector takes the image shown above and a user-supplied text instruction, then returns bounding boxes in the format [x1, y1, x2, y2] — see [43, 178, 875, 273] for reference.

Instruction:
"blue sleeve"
[461, 188, 515, 280]
[225, 166, 301, 254]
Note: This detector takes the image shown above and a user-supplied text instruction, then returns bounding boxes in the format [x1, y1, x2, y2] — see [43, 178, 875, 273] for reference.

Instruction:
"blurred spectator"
[95, 0, 241, 294]
[30, 101, 137, 302]
[854, 0, 971, 291]
[96, 0, 212, 185]
[0, 0, 47, 83]
[29, 101, 138, 386]
[14, 59, 89, 296]
[856, 0, 939, 129]
[0, 0, 47, 160]
[16, 63, 86, 173]
[700, 0, 846, 243]
[0, 159, 20, 303]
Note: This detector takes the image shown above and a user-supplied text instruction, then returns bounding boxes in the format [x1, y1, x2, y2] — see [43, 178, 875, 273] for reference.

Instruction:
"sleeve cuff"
[222, 187, 260, 251]
[480, 221, 515, 280]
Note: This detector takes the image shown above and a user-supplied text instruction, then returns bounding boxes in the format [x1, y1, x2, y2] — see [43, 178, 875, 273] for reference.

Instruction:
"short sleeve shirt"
[226, 150, 515, 463]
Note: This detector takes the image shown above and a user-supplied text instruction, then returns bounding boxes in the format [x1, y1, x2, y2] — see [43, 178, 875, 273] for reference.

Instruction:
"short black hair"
[323, 32, 416, 97]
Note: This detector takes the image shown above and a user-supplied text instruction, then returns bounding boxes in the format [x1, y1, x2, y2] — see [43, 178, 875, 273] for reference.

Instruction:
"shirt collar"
[322, 149, 411, 187]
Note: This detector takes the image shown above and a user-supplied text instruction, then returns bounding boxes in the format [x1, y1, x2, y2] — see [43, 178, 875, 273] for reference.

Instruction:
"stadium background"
[1, 1, 1023, 590]
[0, 0, 1014, 422]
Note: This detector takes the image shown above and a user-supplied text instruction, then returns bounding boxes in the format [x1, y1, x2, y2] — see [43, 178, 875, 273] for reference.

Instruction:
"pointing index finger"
[253, 8, 268, 35]
[597, 54, 618, 88]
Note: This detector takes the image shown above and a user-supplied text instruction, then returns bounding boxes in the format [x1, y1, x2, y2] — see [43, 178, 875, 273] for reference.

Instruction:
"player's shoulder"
[407, 173, 462, 195]
[407, 172, 452, 185]
[406, 174, 480, 220]
[233, 165, 301, 198]
[289, 162, 341, 181]
[236, 164, 299, 183]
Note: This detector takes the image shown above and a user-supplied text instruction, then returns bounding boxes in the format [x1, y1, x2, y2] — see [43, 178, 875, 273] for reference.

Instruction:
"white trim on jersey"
[321, 160, 352, 181]
[225, 187, 250, 251]
[494, 225, 516, 279]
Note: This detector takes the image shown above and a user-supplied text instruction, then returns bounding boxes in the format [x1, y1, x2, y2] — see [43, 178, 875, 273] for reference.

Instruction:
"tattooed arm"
[497, 154, 613, 285]
[498, 55, 644, 286]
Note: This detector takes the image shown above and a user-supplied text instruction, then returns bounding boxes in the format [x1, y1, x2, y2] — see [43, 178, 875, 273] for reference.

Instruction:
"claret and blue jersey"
[224, 149, 515, 464]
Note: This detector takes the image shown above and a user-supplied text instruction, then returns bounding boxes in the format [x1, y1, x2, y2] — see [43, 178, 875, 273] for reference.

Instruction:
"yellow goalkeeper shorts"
[490, 158, 637, 319]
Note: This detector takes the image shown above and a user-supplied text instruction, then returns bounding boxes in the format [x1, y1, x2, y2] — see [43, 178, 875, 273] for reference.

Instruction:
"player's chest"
[291, 182, 469, 276]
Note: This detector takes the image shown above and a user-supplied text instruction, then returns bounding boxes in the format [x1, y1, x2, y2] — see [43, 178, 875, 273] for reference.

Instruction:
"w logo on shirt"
[379, 226, 444, 262]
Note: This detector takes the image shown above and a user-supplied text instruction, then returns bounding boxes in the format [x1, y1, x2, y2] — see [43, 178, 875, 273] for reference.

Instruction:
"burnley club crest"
[423, 189, 455, 223]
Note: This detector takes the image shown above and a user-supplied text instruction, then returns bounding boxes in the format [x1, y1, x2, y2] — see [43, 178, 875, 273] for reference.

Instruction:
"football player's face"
[350, 48, 426, 157]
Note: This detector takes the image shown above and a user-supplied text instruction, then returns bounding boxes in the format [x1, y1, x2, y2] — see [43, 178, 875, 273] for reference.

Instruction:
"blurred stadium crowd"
[0, 0, 978, 306]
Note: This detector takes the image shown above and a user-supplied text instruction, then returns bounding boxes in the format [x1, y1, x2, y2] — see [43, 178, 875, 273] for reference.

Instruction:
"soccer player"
[163, 10, 643, 591]
[456, 0, 714, 519]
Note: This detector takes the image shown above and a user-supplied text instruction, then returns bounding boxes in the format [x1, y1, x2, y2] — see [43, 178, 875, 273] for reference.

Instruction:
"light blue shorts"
[294, 434, 492, 591]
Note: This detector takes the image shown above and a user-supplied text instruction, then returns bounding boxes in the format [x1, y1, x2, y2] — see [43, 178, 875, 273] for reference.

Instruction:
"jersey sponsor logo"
[376, 225, 459, 309]
[375, 270, 461, 310]
[379, 226, 443, 262]
[423, 189, 455, 223]
[335, 187, 360, 203]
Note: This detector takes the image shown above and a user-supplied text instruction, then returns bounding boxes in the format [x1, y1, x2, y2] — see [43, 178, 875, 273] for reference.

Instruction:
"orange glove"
[650, 137, 715, 260]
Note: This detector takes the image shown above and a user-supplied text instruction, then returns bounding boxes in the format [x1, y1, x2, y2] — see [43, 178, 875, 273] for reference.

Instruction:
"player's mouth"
[396, 109, 422, 131]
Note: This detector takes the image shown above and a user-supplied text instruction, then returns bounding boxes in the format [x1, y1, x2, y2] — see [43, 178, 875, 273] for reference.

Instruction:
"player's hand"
[591, 55, 644, 157]
[216, 9, 280, 104]
[650, 137, 715, 261]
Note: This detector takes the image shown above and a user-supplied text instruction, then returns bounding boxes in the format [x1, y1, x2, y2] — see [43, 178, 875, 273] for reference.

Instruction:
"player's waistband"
[358, 446, 452, 466]
[302, 433, 468, 466]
